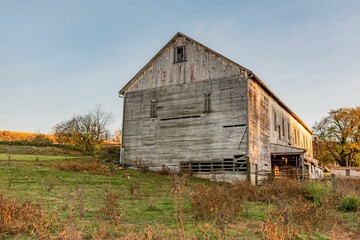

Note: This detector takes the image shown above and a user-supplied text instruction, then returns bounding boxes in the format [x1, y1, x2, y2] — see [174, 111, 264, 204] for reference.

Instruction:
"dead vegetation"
[0, 194, 56, 239]
[54, 160, 108, 174]
[100, 192, 123, 227]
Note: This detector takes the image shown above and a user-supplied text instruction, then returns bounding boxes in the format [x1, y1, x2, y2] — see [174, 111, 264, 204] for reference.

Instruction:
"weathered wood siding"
[248, 79, 271, 182]
[248, 78, 314, 182]
[123, 77, 248, 167]
[123, 35, 243, 93]
[268, 94, 313, 159]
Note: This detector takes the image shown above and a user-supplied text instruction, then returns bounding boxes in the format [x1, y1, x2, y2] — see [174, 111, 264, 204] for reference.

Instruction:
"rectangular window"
[150, 99, 158, 118]
[204, 92, 211, 113]
[278, 125, 281, 139]
[282, 118, 285, 137]
[346, 169, 350, 176]
[274, 111, 277, 130]
[174, 46, 185, 62]
[287, 123, 290, 140]
[297, 130, 300, 146]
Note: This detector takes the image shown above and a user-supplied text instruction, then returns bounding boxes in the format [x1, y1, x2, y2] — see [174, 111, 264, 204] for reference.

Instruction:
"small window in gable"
[174, 46, 186, 63]
[150, 99, 158, 118]
[204, 92, 211, 113]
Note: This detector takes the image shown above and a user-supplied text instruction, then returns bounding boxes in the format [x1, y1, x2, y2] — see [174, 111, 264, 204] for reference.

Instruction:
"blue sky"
[1, 0, 359, 134]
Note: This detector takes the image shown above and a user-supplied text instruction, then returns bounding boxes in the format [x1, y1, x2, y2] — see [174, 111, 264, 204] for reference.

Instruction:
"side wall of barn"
[248, 79, 272, 183]
[248, 78, 314, 183]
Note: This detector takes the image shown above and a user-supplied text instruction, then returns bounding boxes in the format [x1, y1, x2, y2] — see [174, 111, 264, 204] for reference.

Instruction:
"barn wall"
[124, 36, 243, 93]
[248, 78, 314, 183]
[248, 79, 271, 183]
[123, 77, 248, 167]
[268, 95, 313, 159]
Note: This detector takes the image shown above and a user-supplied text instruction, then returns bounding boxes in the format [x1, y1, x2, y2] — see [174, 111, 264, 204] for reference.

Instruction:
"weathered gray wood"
[121, 33, 315, 184]
[123, 77, 248, 167]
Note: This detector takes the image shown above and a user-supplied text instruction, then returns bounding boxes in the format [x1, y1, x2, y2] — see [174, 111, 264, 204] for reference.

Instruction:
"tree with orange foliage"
[313, 107, 360, 167]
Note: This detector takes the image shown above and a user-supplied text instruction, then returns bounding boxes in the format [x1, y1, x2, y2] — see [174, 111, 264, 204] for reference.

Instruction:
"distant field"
[0, 153, 84, 161]
[0, 144, 84, 156]
[0, 130, 56, 142]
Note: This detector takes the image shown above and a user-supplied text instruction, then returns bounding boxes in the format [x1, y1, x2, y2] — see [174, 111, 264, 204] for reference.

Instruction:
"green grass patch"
[0, 153, 84, 161]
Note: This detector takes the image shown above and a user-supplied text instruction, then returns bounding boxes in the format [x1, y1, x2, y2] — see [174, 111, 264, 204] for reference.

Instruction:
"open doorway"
[271, 153, 304, 179]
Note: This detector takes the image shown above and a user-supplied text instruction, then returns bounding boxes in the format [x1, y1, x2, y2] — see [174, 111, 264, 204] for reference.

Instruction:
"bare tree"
[54, 105, 113, 154]
[313, 107, 360, 167]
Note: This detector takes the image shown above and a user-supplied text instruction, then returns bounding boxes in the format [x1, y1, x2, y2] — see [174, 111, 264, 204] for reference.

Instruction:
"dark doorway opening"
[271, 154, 303, 179]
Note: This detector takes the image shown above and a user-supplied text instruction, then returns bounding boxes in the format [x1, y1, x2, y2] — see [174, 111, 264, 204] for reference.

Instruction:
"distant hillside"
[0, 130, 56, 142]
[0, 130, 120, 145]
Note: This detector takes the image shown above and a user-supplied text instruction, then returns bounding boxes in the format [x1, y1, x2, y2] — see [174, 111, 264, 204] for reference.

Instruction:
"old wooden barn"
[119, 32, 322, 184]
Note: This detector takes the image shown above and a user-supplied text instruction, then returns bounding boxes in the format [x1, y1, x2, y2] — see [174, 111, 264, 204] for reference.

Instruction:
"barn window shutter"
[204, 92, 211, 113]
[150, 99, 158, 118]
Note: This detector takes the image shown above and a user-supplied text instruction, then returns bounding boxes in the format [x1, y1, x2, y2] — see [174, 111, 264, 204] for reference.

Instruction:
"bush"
[190, 183, 242, 222]
[0, 194, 56, 238]
[257, 179, 306, 203]
[232, 180, 258, 201]
[100, 192, 123, 226]
[339, 196, 360, 212]
[305, 182, 331, 207]
[54, 160, 108, 174]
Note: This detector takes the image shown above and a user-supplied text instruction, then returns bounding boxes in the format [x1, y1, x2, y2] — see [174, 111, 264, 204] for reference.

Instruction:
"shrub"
[336, 177, 360, 196]
[190, 183, 242, 222]
[0, 193, 56, 238]
[232, 180, 258, 201]
[135, 158, 149, 173]
[288, 196, 337, 232]
[263, 205, 297, 240]
[257, 179, 306, 203]
[305, 182, 331, 207]
[100, 192, 123, 226]
[339, 195, 360, 212]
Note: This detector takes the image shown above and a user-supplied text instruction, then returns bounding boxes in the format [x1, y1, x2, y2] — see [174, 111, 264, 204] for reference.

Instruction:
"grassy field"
[0, 148, 359, 239]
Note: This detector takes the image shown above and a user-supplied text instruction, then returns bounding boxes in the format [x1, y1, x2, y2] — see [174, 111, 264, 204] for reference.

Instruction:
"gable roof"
[119, 32, 313, 134]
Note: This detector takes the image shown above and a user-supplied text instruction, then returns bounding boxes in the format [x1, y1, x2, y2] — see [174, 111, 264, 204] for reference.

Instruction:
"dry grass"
[54, 160, 108, 174]
[257, 178, 306, 203]
[190, 183, 243, 222]
[335, 177, 360, 196]
[190, 182, 245, 238]
[100, 192, 123, 227]
[135, 158, 150, 173]
[0, 193, 56, 238]
[263, 205, 297, 240]
[232, 180, 258, 201]
[172, 174, 188, 239]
